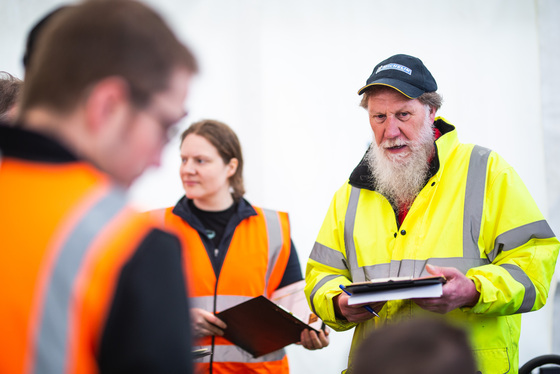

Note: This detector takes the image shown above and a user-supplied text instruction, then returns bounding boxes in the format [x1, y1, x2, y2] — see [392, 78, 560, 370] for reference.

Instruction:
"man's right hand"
[190, 308, 227, 337]
[333, 293, 384, 323]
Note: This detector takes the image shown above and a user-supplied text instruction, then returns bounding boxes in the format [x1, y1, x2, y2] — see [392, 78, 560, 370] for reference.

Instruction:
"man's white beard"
[366, 117, 435, 212]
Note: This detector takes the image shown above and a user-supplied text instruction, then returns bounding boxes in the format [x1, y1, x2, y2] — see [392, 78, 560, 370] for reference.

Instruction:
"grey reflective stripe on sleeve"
[345, 187, 365, 282]
[190, 295, 252, 313]
[262, 208, 284, 292]
[309, 274, 344, 315]
[194, 345, 285, 363]
[500, 263, 536, 313]
[488, 220, 556, 262]
[33, 187, 127, 374]
[463, 145, 491, 259]
[309, 241, 348, 270]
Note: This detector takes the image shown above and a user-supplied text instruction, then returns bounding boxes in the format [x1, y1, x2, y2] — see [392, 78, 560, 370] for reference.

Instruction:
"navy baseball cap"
[357, 54, 437, 98]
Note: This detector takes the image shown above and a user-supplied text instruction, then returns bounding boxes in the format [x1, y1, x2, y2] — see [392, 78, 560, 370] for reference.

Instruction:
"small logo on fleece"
[376, 63, 412, 75]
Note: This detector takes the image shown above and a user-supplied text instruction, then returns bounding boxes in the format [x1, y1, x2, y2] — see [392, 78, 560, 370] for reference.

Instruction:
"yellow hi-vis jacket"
[305, 118, 559, 374]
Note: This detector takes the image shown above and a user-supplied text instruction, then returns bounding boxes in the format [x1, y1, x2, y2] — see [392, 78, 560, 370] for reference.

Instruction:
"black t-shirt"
[188, 199, 236, 249]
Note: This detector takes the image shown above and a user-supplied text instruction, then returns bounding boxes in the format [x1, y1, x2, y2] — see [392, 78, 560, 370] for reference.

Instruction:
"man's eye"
[398, 112, 410, 119]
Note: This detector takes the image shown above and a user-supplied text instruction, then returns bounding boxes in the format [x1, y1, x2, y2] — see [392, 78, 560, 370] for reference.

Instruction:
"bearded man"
[305, 54, 559, 374]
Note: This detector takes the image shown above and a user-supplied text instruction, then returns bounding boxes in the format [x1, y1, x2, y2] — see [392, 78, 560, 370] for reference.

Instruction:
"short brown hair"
[359, 86, 443, 112]
[0, 72, 23, 122]
[181, 119, 245, 201]
[352, 318, 476, 374]
[20, 0, 198, 114]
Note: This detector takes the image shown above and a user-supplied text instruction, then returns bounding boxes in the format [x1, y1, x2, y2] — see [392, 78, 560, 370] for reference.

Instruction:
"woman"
[154, 119, 329, 373]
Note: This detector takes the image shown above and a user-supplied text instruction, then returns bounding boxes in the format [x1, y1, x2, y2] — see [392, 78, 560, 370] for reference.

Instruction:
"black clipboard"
[216, 296, 318, 358]
[345, 276, 446, 294]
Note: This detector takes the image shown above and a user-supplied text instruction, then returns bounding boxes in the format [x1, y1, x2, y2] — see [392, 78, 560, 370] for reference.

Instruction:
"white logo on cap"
[376, 63, 412, 75]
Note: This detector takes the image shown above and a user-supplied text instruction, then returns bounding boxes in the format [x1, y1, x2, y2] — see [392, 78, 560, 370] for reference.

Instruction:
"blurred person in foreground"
[0, 71, 23, 123]
[352, 317, 478, 374]
[150, 119, 329, 373]
[0, 1, 198, 373]
[305, 54, 559, 374]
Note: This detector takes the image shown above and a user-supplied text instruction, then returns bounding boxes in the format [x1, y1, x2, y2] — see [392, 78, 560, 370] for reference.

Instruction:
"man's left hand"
[413, 264, 480, 314]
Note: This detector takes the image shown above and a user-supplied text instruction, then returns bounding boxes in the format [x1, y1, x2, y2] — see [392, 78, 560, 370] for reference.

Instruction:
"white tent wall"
[540, 0, 560, 355]
[1, 0, 558, 372]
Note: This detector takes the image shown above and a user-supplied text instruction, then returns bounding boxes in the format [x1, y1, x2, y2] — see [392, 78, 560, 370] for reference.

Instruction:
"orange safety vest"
[0, 157, 161, 374]
[156, 204, 292, 374]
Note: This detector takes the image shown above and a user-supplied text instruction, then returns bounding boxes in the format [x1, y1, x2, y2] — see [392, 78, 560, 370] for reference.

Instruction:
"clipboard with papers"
[216, 291, 320, 358]
[345, 275, 446, 305]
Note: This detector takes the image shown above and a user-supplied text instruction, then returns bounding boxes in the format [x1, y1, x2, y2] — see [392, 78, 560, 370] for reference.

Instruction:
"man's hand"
[190, 308, 227, 337]
[299, 327, 330, 350]
[333, 292, 384, 323]
[414, 264, 480, 314]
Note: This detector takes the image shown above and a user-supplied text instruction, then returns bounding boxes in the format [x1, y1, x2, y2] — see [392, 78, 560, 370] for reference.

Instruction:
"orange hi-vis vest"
[0, 156, 163, 374]
[157, 204, 292, 374]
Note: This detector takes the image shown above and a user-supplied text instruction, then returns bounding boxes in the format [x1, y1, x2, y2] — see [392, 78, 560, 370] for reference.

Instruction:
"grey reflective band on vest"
[191, 295, 252, 313]
[462, 147, 537, 307]
[195, 345, 285, 363]
[309, 242, 348, 271]
[488, 220, 556, 262]
[262, 208, 285, 292]
[463, 145, 491, 260]
[345, 187, 365, 282]
[500, 263, 536, 313]
[32, 188, 127, 374]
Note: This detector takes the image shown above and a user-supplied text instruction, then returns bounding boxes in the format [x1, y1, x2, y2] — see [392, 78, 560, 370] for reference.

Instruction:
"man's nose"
[384, 116, 401, 139]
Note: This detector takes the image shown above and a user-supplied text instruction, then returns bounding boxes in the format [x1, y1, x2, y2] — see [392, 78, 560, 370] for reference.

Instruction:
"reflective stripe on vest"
[262, 208, 285, 292]
[194, 345, 285, 363]
[191, 295, 252, 312]
[31, 187, 126, 374]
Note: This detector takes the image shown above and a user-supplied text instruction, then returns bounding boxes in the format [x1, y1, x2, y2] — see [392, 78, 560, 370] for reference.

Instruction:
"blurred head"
[179, 120, 244, 209]
[352, 318, 477, 374]
[18, 0, 198, 186]
[0, 71, 23, 123]
[22, 5, 69, 71]
[20, 0, 197, 114]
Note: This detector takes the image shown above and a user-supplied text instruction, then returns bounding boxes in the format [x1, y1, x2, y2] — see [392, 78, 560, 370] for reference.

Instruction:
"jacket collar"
[348, 118, 456, 191]
[172, 195, 257, 231]
[0, 124, 78, 163]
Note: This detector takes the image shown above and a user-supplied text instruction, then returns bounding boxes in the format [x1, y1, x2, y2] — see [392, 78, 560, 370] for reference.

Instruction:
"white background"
[2, 0, 559, 372]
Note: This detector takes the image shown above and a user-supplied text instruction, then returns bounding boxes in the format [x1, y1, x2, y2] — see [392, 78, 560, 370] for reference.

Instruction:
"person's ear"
[227, 158, 238, 177]
[83, 77, 131, 135]
[428, 105, 437, 123]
